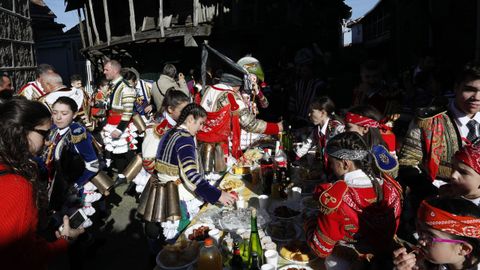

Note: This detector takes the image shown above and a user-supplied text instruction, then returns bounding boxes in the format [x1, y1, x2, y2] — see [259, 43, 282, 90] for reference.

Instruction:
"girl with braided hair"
[304, 131, 402, 269]
[139, 103, 237, 243]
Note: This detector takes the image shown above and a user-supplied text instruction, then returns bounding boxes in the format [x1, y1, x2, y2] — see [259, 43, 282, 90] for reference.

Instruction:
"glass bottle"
[260, 148, 274, 195]
[247, 209, 263, 267]
[197, 238, 223, 270]
[249, 252, 261, 270]
[230, 241, 244, 270]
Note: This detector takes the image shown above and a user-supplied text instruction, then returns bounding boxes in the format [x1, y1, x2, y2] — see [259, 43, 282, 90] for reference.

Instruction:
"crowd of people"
[0, 49, 479, 270]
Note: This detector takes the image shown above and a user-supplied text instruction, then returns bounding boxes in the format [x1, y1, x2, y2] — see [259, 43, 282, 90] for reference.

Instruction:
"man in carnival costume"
[399, 63, 480, 209]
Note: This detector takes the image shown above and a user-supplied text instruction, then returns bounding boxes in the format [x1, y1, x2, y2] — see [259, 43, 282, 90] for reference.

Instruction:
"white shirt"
[449, 101, 480, 139]
[343, 169, 383, 188]
[465, 196, 480, 207]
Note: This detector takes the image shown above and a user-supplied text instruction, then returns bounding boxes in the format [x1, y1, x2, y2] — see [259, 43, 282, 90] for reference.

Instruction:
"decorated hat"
[220, 73, 243, 87]
[237, 56, 265, 82]
[371, 145, 398, 173]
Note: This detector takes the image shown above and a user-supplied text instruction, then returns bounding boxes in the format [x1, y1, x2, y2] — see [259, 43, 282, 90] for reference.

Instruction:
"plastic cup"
[208, 228, 221, 244]
[264, 249, 279, 267]
[261, 264, 275, 270]
[258, 194, 269, 209]
[236, 197, 246, 209]
[291, 186, 302, 201]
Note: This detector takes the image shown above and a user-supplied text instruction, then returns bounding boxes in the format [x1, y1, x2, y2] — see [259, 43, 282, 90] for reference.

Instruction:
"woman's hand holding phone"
[56, 215, 85, 242]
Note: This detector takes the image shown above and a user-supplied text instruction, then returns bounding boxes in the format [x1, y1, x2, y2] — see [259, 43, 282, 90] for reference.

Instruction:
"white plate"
[278, 264, 314, 270]
[183, 223, 215, 241]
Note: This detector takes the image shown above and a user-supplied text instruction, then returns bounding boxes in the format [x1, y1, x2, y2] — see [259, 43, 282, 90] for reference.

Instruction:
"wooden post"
[83, 6, 94, 47]
[158, 0, 165, 37]
[77, 9, 86, 48]
[128, 0, 136, 40]
[193, 0, 199, 26]
[103, 0, 111, 45]
[87, 0, 100, 44]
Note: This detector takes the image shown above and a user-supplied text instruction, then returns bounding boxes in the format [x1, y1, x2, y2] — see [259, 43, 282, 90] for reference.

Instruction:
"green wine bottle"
[247, 208, 263, 267]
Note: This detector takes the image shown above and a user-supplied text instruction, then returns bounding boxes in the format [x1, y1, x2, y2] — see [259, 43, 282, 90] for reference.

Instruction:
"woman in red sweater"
[0, 98, 84, 269]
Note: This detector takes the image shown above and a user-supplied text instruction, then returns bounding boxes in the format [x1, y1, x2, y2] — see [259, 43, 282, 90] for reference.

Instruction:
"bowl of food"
[156, 240, 200, 269]
[183, 223, 215, 241]
[269, 204, 301, 221]
[266, 221, 300, 242]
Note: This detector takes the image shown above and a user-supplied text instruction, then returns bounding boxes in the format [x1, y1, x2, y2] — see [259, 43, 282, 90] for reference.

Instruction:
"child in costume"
[304, 132, 402, 269]
[138, 103, 237, 242]
[441, 143, 480, 206]
[294, 96, 344, 172]
[44, 97, 102, 227]
[393, 197, 480, 270]
[131, 90, 190, 194]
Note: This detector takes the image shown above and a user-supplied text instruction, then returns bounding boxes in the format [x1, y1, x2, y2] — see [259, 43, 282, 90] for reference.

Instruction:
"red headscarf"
[418, 200, 480, 238]
[344, 112, 391, 131]
[455, 143, 480, 175]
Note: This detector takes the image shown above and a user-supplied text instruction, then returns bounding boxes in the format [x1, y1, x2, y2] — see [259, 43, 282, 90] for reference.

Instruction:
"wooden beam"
[83, 6, 94, 47]
[193, 0, 199, 26]
[77, 9, 86, 48]
[88, 0, 100, 44]
[103, 0, 111, 45]
[158, 0, 164, 37]
[128, 0, 136, 40]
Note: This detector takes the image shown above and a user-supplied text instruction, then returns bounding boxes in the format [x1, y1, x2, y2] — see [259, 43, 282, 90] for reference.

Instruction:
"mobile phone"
[59, 209, 88, 232]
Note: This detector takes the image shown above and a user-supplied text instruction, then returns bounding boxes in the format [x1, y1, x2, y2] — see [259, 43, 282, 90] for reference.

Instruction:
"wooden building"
[0, 0, 36, 90]
[64, 0, 351, 79]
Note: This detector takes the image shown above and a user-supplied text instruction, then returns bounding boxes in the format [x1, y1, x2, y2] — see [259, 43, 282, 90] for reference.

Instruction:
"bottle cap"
[204, 238, 214, 247]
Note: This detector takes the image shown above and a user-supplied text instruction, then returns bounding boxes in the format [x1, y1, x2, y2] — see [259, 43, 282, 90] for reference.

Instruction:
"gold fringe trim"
[70, 132, 87, 144]
[154, 160, 178, 176]
[416, 117, 433, 130]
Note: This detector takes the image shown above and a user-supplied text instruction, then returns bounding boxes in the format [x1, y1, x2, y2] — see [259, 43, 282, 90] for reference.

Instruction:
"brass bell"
[137, 177, 153, 216]
[123, 154, 143, 182]
[132, 114, 147, 134]
[151, 183, 167, 223]
[142, 181, 158, 222]
[90, 171, 114, 196]
[214, 143, 227, 172]
[166, 181, 181, 222]
[200, 143, 214, 173]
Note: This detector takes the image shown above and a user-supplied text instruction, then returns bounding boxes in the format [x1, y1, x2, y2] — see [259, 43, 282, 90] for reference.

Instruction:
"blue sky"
[45, 0, 379, 32]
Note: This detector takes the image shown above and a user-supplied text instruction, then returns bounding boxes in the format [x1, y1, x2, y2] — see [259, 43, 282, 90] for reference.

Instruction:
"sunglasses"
[33, 129, 51, 140]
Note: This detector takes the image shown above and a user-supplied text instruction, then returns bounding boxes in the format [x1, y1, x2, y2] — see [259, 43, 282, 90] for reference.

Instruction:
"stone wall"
[0, 0, 35, 91]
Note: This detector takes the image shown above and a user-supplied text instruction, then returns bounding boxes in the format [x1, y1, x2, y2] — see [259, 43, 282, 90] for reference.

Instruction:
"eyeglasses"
[32, 129, 50, 140]
[418, 234, 467, 245]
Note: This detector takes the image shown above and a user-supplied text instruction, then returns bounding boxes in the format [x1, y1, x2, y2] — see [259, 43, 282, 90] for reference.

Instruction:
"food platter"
[183, 223, 215, 241]
[279, 240, 317, 265]
[219, 176, 245, 192]
[278, 264, 314, 270]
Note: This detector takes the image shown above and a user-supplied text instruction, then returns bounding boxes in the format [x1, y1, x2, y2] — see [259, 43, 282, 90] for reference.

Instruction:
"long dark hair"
[326, 131, 383, 201]
[174, 103, 207, 129]
[161, 89, 189, 114]
[424, 197, 480, 268]
[347, 105, 387, 148]
[0, 98, 51, 180]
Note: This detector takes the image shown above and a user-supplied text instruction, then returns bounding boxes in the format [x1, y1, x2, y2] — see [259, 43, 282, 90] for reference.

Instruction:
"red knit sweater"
[0, 164, 68, 269]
